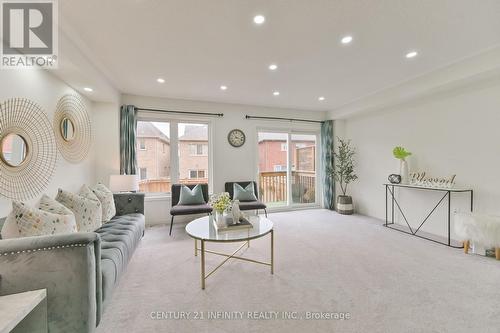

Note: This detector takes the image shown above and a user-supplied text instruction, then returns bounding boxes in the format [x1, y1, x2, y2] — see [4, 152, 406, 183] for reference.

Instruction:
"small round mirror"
[60, 117, 75, 141]
[1, 133, 28, 167]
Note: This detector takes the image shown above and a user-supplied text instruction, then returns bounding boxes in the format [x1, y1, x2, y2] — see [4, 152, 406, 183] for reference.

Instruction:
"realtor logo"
[1, 0, 58, 68]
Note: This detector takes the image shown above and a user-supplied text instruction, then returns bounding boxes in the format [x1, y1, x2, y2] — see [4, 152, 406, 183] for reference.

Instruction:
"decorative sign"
[409, 172, 456, 188]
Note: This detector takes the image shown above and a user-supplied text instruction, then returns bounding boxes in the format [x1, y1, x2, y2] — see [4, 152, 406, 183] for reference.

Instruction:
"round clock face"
[228, 129, 245, 147]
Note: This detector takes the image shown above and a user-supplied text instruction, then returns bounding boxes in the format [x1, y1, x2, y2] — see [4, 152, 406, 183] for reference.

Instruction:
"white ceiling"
[58, 0, 500, 111]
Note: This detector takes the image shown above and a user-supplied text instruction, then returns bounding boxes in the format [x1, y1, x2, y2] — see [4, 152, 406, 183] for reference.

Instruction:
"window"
[258, 131, 318, 207]
[273, 165, 287, 172]
[189, 169, 206, 179]
[136, 118, 211, 194]
[179, 123, 209, 184]
[139, 168, 147, 180]
[189, 143, 208, 156]
[136, 121, 171, 193]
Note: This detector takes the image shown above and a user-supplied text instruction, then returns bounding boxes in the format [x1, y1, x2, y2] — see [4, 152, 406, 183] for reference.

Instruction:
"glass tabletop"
[185, 215, 273, 242]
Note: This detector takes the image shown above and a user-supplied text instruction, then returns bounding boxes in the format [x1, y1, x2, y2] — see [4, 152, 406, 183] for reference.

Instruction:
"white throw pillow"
[1, 214, 21, 239]
[56, 187, 102, 232]
[8, 201, 78, 238]
[91, 183, 116, 222]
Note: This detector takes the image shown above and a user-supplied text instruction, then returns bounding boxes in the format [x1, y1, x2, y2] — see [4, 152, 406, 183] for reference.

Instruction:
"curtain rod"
[245, 115, 324, 124]
[135, 107, 223, 117]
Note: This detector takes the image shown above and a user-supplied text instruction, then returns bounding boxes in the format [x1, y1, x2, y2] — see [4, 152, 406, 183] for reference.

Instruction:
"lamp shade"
[109, 174, 139, 192]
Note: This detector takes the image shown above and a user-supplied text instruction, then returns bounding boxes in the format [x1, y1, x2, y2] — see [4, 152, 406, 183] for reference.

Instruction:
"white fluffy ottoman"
[455, 212, 500, 259]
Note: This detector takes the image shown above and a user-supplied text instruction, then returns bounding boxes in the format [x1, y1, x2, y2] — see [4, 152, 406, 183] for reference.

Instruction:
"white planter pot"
[400, 160, 409, 184]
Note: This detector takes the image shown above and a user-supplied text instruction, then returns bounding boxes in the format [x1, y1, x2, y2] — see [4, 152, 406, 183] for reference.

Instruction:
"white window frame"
[137, 112, 213, 198]
[256, 127, 321, 210]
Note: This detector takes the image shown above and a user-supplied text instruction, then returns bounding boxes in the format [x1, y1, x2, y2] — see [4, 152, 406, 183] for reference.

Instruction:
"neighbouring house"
[178, 125, 209, 183]
[136, 122, 171, 183]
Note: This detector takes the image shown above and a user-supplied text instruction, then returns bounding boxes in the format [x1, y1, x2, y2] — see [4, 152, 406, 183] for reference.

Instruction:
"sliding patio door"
[258, 130, 318, 208]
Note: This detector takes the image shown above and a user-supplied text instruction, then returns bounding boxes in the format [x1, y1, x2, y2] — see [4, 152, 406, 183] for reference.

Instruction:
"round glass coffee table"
[186, 215, 274, 289]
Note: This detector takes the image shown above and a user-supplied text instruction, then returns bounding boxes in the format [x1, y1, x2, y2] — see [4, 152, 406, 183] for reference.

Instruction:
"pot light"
[220, 85, 228, 91]
[253, 15, 265, 25]
[341, 36, 353, 44]
[273, 91, 280, 96]
[83, 87, 93, 92]
[268, 64, 278, 71]
[157, 78, 165, 83]
[318, 96, 325, 101]
[406, 51, 418, 59]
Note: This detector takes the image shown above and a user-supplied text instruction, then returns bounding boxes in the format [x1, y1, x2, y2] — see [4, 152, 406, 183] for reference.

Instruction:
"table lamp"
[109, 174, 139, 192]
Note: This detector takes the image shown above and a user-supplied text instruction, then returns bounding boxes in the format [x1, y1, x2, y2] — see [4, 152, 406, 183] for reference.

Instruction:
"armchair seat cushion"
[170, 204, 213, 216]
[238, 201, 267, 211]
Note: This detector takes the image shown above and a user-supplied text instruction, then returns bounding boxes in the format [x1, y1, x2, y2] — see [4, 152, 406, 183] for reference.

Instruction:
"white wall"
[335, 77, 500, 238]
[0, 69, 96, 216]
[114, 94, 326, 225]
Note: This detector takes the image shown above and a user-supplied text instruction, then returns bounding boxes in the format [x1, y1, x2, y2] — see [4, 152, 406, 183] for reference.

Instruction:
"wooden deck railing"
[259, 171, 316, 204]
[138, 178, 208, 193]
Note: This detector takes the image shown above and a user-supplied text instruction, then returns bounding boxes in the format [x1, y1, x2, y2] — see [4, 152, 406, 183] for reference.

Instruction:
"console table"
[384, 183, 473, 248]
[0, 289, 47, 333]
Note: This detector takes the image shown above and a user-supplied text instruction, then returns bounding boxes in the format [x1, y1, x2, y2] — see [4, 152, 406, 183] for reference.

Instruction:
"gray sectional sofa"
[0, 192, 145, 333]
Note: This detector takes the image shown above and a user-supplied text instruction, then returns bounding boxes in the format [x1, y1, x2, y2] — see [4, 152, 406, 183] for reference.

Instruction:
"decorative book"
[213, 215, 253, 232]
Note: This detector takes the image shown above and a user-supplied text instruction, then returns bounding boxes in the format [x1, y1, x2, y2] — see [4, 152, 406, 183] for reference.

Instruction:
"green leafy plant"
[393, 146, 412, 161]
[329, 137, 358, 196]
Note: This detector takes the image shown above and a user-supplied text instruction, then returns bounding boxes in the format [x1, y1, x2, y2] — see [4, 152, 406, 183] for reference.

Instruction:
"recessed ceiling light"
[220, 85, 228, 91]
[157, 78, 165, 83]
[268, 64, 278, 71]
[253, 15, 265, 25]
[273, 91, 280, 96]
[84, 87, 93, 92]
[406, 51, 418, 59]
[341, 36, 353, 44]
[318, 96, 325, 101]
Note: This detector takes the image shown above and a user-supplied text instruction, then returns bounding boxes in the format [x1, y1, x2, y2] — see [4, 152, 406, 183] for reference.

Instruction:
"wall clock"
[227, 129, 245, 147]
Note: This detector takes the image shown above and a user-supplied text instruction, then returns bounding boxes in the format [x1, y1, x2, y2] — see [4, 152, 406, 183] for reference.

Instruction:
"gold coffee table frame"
[186, 216, 274, 290]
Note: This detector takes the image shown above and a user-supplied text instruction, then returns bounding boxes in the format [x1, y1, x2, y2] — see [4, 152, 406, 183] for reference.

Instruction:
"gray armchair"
[169, 183, 212, 236]
[225, 181, 267, 217]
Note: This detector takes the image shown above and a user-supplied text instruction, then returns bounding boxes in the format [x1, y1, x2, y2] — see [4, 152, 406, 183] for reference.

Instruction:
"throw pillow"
[56, 188, 102, 232]
[1, 214, 21, 239]
[178, 184, 205, 205]
[8, 201, 78, 238]
[233, 183, 258, 201]
[91, 183, 116, 222]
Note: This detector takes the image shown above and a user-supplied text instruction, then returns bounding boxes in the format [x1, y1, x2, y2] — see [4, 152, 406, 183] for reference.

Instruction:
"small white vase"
[400, 160, 409, 184]
[215, 210, 225, 226]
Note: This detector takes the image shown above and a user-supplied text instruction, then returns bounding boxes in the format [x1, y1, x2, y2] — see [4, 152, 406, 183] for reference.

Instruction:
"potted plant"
[330, 138, 358, 215]
[393, 146, 412, 184]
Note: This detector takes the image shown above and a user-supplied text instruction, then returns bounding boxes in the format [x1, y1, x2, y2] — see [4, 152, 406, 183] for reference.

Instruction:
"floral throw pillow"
[56, 187, 102, 232]
[9, 201, 78, 238]
[91, 183, 116, 222]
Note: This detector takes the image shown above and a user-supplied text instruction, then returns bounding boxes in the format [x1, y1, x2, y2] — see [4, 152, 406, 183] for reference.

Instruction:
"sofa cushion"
[233, 183, 258, 201]
[238, 200, 267, 211]
[7, 201, 78, 238]
[56, 188, 102, 232]
[170, 204, 213, 216]
[178, 184, 205, 205]
[92, 184, 116, 222]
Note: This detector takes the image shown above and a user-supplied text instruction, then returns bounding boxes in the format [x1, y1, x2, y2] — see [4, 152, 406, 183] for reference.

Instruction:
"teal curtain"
[321, 120, 335, 210]
[120, 105, 138, 175]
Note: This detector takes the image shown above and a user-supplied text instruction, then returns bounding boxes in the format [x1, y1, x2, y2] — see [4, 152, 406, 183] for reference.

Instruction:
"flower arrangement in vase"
[209, 192, 232, 225]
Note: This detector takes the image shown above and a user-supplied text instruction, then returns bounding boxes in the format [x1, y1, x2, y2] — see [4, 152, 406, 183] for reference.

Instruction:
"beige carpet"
[96, 209, 500, 333]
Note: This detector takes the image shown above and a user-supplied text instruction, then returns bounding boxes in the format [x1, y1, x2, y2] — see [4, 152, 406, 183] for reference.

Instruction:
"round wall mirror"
[60, 117, 75, 141]
[1, 133, 28, 167]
